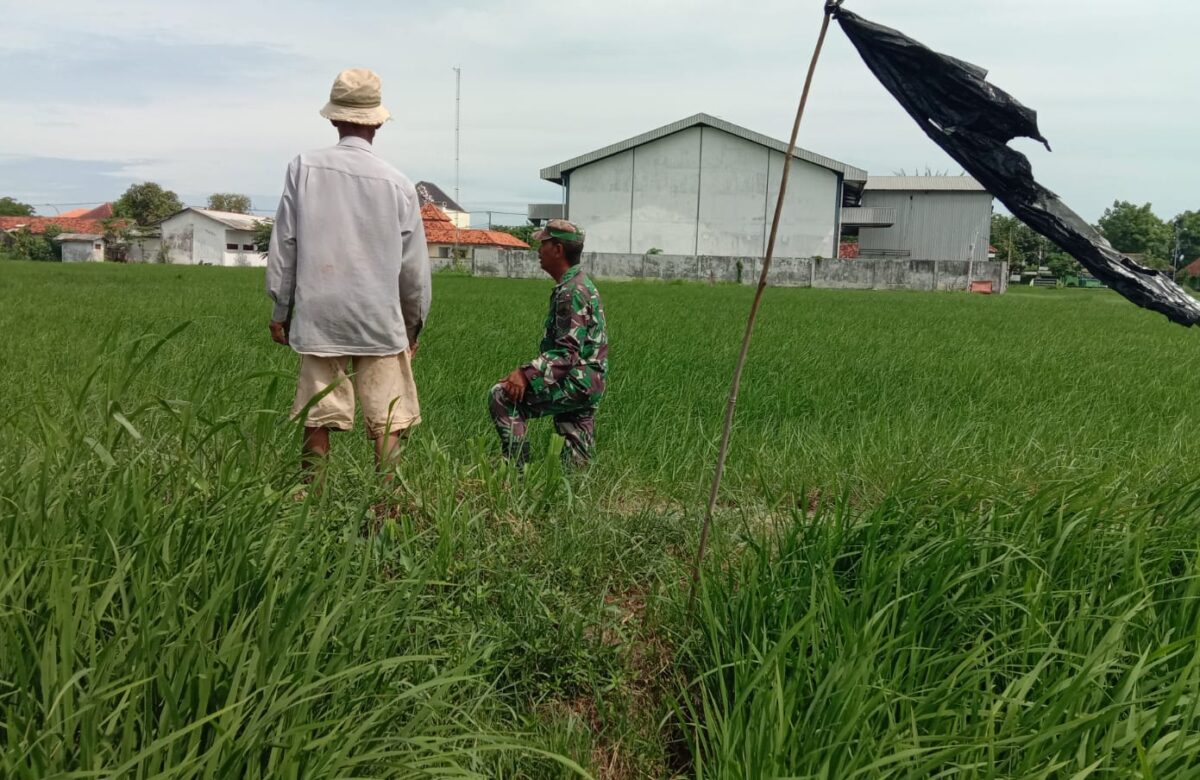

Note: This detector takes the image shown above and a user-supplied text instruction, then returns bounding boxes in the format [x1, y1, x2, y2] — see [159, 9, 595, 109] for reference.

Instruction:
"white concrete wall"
[630, 126, 702, 255]
[161, 211, 223, 265]
[568, 149, 635, 253]
[222, 228, 264, 267]
[859, 190, 992, 263]
[697, 130, 772, 256]
[764, 149, 839, 259]
[565, 126, 839, 258]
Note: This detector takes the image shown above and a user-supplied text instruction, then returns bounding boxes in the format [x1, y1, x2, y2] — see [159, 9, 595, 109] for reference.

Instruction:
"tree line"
[993, 201, 1200, 280]
[1, 185, 258, 261]
[0, 186, 255, 225]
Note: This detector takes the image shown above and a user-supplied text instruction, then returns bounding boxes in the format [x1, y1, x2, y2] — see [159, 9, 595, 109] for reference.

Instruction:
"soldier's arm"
[522, 286, 585, 387]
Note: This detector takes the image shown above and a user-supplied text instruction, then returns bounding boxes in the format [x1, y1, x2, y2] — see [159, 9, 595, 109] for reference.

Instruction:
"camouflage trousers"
[488, 380, 601, 467]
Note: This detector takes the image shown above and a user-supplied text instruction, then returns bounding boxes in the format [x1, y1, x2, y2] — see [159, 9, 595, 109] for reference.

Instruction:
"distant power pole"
[453, 66, 461, 208]
[1173, 219, 1183, 276]
[453, 65, 461, 253]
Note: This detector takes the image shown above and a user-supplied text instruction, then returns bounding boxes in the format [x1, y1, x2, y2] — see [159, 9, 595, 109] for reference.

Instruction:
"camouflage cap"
[532, 219, 585, 244]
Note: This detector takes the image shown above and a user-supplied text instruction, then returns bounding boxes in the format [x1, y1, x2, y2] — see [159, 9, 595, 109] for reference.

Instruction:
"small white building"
[158, 208, 271, 267]
[55, 233, 105, 262]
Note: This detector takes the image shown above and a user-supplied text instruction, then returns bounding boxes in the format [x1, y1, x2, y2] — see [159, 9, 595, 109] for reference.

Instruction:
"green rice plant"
[681, 479, 1200, 778]
[0, 323, 587, 778]
[5, 261, 1200, 776]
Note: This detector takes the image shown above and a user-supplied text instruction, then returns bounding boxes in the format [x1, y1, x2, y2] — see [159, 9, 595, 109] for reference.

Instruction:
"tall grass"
[683, 480, 1200, 777]
[0, 325, 589, 777]
[4, 261, 1200, 776]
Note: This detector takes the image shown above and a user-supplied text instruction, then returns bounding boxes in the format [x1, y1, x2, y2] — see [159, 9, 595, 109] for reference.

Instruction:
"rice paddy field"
[4, 260, 1200, 778]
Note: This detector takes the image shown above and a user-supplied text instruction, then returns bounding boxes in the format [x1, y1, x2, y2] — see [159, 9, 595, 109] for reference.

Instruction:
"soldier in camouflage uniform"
[490, 219, 608, 466]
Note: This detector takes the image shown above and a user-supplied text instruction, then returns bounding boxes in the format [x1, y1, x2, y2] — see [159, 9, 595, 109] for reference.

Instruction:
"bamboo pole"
[690, 1, 843, 607]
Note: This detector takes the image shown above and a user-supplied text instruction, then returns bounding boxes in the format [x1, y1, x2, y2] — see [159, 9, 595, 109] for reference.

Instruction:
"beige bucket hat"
[319, 68, 391, 125]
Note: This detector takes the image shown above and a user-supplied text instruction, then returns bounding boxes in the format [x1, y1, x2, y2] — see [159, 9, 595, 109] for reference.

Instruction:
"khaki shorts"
[292, 352, 421, 437]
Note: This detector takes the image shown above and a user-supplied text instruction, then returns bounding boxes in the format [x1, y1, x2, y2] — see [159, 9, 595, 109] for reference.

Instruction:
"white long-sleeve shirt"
[266, 136, 431, 355]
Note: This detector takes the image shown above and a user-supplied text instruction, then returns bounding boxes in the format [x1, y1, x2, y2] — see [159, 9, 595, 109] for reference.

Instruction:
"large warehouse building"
[534, 113, 991, 263]
[537, 113, 867, 259]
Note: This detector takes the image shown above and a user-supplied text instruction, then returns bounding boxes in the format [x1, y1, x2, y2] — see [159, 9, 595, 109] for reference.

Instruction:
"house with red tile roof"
[0, 216, 119, 236]
[0, 215, 126, 261]
[57, 203, 114, 220]
[421, 204, 528, 262]
[415, 182, 470, 229]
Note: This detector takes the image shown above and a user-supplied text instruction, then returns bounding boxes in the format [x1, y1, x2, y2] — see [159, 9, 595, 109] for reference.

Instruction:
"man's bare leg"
[302, 426, 331, 493]
[373, 429, 404, 480]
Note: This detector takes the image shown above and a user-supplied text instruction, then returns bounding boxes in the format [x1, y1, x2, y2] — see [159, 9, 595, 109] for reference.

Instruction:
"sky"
[1, 0, 1195, 226]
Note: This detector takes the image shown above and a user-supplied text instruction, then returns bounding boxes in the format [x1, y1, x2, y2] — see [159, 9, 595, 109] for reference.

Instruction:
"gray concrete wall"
[126, 236, 162, 263]
[859, 190, 992, 263]
[565, 126, 839, 259]
[467, 247, 1008, 293]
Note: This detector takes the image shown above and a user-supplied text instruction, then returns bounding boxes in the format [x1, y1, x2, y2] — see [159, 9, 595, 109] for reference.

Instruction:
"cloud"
[0, 37, 301, 106]
[0, 156, 146, 210]
[0, 0, 1196, 224]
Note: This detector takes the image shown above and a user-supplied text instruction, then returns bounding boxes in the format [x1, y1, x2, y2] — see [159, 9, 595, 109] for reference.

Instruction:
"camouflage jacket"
[522, 266, 608, 395]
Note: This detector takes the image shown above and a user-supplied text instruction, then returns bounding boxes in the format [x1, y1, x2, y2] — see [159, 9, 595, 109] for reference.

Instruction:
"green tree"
[1045, 251, 1081, 281]
[0, 197, 35, 216]
[207, 193, 252, 214]
[100, 218, 131, 262]
[9, 227, 59, 261]
[991, 214, 1042, 272]
[492, 224, 540, 250]
[1171, 210, 1200, 267]
[1097, 201, 1172, 267]
[113, 182, 183, 227]
[253, 221, 274, 257]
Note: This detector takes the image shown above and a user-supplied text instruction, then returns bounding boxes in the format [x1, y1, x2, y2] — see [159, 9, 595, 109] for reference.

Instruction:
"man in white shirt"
[267, 68, 431, 482]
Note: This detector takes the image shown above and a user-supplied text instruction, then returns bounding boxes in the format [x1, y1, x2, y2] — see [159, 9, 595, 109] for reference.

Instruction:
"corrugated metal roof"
[192, 209, 271, 231]
[841, 206, 897, 227]
[540, 112, 868, 184]
[865, 176, 987, 192]
[55, 233, 104, 241]
[415, 181, 465, 213]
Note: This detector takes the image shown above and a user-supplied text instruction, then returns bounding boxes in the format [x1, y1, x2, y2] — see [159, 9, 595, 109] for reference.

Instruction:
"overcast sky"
[1, 0, 1195, 226]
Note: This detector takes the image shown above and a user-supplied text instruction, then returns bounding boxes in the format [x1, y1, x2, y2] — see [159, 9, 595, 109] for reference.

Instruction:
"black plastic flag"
[833, 6, 1200, 326]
